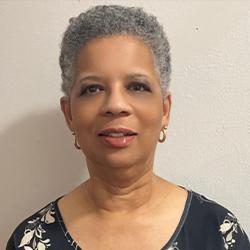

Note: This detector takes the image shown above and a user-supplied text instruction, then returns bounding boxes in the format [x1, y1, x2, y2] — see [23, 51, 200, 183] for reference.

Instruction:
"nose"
[100, 84, 131, 117]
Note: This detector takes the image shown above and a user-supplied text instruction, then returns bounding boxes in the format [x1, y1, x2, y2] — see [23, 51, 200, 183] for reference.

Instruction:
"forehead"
[74, 35, 158, 81]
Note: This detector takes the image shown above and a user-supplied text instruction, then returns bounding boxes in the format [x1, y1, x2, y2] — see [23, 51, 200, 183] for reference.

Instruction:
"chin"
[95, 153, 141, 169]
[104, 157, 136, 169]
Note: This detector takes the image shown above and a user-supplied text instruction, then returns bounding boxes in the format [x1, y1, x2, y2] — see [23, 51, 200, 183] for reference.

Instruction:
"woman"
[6, 4, 250, 250]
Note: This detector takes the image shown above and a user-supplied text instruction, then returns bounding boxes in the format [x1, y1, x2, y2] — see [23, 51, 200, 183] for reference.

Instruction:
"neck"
[84, 167, 158, 216]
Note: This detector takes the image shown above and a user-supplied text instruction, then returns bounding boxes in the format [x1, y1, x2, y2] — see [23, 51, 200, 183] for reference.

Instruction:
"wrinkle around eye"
[80, 84, 103, 95]
[129, 82, 152, 92]
[79, 81, 152, 97]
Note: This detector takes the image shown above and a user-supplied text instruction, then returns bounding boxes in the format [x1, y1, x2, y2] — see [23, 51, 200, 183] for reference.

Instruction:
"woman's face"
[60, 35, 171, 171]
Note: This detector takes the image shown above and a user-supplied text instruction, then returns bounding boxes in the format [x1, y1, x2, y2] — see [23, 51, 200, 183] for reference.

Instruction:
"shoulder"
[6, 198, 59, 250]
[185, 189, 250, 249]
[189, 190, 232, 220]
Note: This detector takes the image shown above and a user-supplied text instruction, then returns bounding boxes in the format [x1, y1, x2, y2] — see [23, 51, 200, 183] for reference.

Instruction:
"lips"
[98, 127, 138, 136]
[97, 127, 137, 148]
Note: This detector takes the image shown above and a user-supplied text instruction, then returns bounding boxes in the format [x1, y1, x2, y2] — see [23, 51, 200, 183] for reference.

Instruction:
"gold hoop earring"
[158, 126, 167, 143]
[72, 131, 81, 150]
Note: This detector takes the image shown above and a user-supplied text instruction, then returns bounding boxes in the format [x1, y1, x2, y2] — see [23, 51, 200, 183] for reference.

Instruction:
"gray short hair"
[59, 5, 171, 98]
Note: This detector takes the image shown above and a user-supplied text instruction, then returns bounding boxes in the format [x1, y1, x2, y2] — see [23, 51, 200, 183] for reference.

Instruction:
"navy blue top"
[6, 188, 250, 250]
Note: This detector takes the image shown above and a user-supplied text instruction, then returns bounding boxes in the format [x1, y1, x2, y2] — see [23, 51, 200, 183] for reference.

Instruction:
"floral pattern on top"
[18, 203, 55, 250]
[219, 212, 245, 249]
[7, 190, 249, 250]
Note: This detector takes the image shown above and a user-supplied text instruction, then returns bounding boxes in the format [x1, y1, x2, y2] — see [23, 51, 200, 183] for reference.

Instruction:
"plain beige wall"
[1, 0, 250, 247]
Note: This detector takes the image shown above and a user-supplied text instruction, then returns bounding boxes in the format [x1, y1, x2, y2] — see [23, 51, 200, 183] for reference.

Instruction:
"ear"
[60, 96, 74, 132]
[161, 91, 172, 128]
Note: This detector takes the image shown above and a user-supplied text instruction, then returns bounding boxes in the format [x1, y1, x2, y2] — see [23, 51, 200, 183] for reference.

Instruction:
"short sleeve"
[233, 230, 250, 249]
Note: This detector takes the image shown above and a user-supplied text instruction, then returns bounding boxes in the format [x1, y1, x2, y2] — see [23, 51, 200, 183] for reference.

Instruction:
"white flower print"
[166, 242, 180, 250]
[219, 212, 245, 249]
[18, 203, 55, 250]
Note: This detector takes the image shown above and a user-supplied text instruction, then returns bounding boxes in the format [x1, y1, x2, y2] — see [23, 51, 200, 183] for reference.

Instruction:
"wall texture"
[1, 0, 249, 248]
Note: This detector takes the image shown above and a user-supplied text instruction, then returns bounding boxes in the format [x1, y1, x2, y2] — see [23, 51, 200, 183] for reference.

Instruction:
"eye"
[80, 84, 103, 95]
[129, 82, 151, 92]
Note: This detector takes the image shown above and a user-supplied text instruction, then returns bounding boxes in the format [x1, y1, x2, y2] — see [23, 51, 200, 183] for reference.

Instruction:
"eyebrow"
[78, 73, 150, 83]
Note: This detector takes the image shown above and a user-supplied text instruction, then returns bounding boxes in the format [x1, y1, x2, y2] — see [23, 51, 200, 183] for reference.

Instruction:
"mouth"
[98, 127, 138, 148]
[98, 127, 138, 137]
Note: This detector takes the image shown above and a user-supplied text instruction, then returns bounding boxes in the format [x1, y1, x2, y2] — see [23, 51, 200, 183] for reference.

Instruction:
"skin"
[60, 35, 187, 249]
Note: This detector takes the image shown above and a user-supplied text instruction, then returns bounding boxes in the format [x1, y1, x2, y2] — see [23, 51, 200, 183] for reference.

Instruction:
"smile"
[98, 127, 138, 147]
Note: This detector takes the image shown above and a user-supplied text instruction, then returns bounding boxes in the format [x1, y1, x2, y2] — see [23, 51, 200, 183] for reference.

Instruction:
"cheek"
[71, 102, 97, 130]
[70, 104, 98, 153]
[137, 101, 163, 134]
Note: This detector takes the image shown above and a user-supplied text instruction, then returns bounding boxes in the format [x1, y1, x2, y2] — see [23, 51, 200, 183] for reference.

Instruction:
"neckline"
[53, 186, 193, 250]
[160, 186, 193, 249]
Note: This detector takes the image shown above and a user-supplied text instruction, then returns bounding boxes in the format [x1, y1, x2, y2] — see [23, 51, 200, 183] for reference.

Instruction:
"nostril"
[104, 110, 129, 116]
